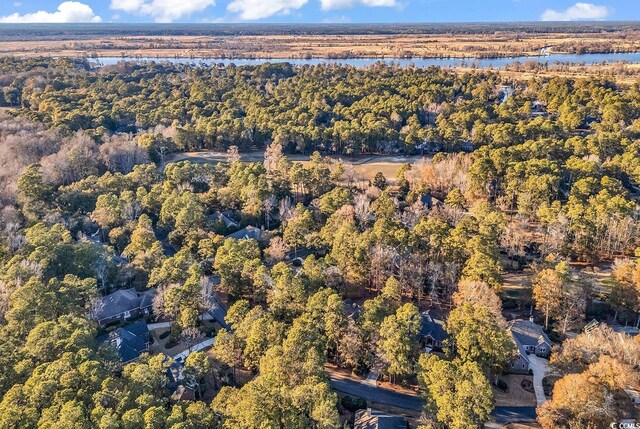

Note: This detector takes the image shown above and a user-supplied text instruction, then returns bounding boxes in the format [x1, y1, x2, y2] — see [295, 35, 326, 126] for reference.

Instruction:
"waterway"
[93, 52, 640, 68]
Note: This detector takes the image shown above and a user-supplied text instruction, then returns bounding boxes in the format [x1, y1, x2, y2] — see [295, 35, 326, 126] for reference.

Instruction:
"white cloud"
[0, 1, 101, 23]
[110, 0, 215, 23]
[110, 0, 146, 14]
[541, 2, 611, 21]
[320, 0, 397, 11]
[227, 0, 308, 20]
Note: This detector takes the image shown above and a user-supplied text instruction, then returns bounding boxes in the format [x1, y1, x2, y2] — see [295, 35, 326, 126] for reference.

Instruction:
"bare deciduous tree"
[266, 236, 289, 264]
[354, 193, 372, 229]
[263, 195, 277, 229]
[41, 132, 101, 185]
[100, 133, 149, 174]
[263, 140, 283, 177]
[369, 244, 398, 292]
[411, 153, 471, 195]
[501, 216, 529, 268]
[278, 196, 293, 223]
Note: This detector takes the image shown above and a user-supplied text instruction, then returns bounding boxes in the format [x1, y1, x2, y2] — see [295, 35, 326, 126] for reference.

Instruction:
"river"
[93, 52, 640, 69]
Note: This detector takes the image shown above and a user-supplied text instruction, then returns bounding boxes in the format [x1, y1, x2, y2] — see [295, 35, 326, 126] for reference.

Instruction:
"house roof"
[166, 360, 184, 389]
[94, 288, 156, 322]
[509, 319, 552, 348]
[171, 385, 196, 402]
[354, 409, 408, 429]
[208, 293, 230, 330]
[226, 225, 263, 241]
[509, 331, 531, 365]
[344, 299, 360, 320]
[209, 211, 238, 228]
[420, 309, 449, 343]
[419, 194, 443, 209]
[99, 320, 149, 363]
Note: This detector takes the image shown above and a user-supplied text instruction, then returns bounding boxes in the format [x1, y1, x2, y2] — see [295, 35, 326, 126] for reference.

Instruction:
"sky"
[0, 1, 637, 24]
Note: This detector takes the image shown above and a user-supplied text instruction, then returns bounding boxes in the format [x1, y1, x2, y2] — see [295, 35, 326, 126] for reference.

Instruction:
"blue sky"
[0, 1, 638, 24]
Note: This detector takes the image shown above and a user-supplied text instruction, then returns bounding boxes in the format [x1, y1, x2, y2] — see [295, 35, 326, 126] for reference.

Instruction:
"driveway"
[329, 374, 537, 423]
[528, 355, 549, 405]
[172, 338, 216, 363]
[362, 358, 384, 387]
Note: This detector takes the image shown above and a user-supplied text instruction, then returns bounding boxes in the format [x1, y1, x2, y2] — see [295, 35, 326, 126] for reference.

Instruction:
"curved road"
[329, 377, 423, 411]
[329, 375, 537, 424]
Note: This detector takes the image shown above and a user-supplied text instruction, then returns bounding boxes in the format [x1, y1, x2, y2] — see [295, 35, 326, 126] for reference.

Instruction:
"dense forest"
[2, 22, 639, 38]
[0, 58, 639, 428]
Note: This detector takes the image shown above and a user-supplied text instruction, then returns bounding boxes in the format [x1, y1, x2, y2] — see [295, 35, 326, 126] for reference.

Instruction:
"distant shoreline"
[82, 52, 640, 68]
[1, 24, 639, 69]
[6, 51, 640, 62]
[0, 21, 639, 37]
[81, 50, 639, 60]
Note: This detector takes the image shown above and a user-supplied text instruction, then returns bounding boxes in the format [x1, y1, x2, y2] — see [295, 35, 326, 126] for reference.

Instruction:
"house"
[508, 332, 532, 374]
[99, 320, 150, 363]
[208, 211, 238, 229]
[354, 409, 408, 429]
[225, 225, 263, 241]
[166, 359, 185, 391]
[420, 193, 444, 210]
[507, 318, 552, 374]
[344, 299, 361, 321]
[207, 292, 230, 330]
[509, 319, 552, 357]
[419, 309, 449, 352]
[92, 288, 156, 326]
[499, 85, 514, 104]
[458, 141, 475, 152]
[170, 385, 196, 403]
[531, 101, 548, 117]
[416, 140, 441, 153]
[85, 230, 129, 265]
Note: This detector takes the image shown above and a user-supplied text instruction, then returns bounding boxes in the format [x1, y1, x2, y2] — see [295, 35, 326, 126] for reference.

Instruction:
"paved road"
[492, 406, 537, 424]
[329, 375, 537, 424]
[329, 377, 423, 411]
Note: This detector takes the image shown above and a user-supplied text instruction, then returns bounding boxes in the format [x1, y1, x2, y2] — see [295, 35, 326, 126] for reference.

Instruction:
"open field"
[168, 151, 429, 185]
[1, 25, 639, 60]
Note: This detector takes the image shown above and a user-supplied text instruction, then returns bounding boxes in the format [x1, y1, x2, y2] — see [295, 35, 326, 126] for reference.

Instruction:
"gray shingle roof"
[509, 319, 552, 348]
[208, 294, 229, 330]
[94, 288, 156, 321]
[420, 309, 449, 343]
[209, 211, 238, 228]
[99, 320, 149, 362]
[226, 226, 263, 240]
[509, 330, 531, 364]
